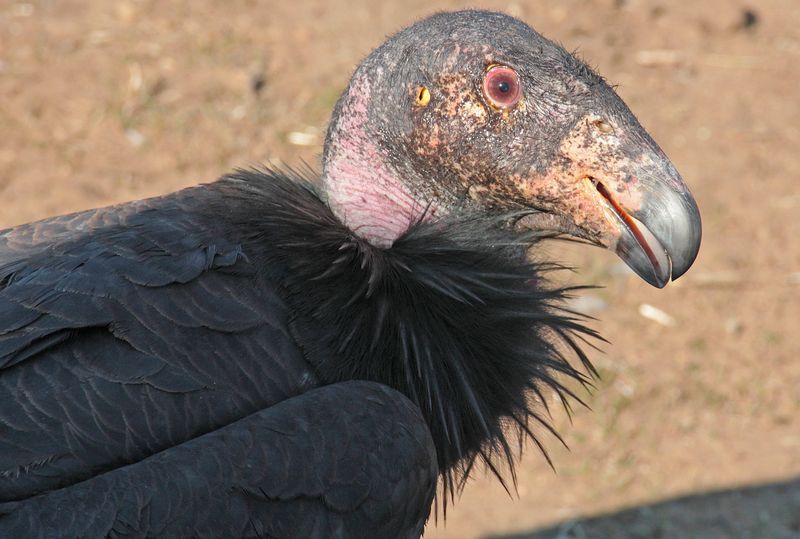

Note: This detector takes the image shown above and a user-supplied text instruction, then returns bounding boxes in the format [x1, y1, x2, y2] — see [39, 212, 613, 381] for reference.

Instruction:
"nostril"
[592, 119, 614, 134]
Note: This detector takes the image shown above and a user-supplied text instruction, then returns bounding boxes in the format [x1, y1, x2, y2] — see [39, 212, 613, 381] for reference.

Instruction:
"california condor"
[0, 10, 700, 538]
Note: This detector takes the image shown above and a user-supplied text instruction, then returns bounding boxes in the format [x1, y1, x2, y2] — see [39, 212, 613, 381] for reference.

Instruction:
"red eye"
[482, 65, 522, 109]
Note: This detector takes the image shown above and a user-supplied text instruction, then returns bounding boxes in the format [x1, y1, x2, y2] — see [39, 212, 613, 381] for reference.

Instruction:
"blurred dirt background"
[1, 0, 799, 537]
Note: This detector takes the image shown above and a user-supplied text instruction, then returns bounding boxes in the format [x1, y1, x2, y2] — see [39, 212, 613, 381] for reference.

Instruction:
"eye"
[415, 86, 431, 107]
[482, 65, 522, 109]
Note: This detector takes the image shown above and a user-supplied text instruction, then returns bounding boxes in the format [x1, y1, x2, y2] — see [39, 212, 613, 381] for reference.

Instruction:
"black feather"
[198, 168, 597, 507]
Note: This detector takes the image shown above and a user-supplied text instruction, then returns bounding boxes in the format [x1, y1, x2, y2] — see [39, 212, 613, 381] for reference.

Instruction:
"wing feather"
[0, 382, 437, 539]
[0, 187, 314, 503]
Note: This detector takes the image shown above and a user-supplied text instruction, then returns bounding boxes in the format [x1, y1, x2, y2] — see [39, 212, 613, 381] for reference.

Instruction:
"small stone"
[740, 9, 759, 30]
[125, 128, 145, 147]
[250, 73, 266, 96]
[128, 63, 143, 93]
[287, 128, 318, 147]
[230, 105, 246, 121]
[638, 303, 675, 327]
[724, 318, 743, 335]
[635, 49, 681, 68]
[614, 380, 635, 398]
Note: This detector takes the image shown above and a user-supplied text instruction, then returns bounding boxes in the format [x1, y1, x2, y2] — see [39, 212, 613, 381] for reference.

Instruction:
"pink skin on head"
[323, 74, 441, 248]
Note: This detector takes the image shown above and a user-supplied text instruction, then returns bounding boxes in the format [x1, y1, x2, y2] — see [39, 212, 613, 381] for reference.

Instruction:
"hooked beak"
[591, 165, 701, 288]
[519, 115, 701, 288]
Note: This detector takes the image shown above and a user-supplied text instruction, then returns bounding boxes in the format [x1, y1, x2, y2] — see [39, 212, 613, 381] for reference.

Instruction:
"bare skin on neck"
[322, 74, 438, 248]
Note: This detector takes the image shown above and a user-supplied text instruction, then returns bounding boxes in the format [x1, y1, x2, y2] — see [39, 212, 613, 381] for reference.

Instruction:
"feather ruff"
[200, 168, 599, 509]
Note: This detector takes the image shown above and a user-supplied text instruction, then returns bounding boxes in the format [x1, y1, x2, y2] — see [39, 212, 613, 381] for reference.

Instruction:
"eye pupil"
[498, 81, 510, 93]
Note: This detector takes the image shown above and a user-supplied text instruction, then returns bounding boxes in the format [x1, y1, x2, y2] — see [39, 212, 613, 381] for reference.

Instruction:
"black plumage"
[0, 172, 589, 536]
[0, 9, 701, 538]
[0, 381, 437, 538]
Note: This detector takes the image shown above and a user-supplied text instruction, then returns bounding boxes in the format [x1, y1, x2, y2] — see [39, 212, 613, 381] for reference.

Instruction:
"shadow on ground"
[488, 477, 800, 539]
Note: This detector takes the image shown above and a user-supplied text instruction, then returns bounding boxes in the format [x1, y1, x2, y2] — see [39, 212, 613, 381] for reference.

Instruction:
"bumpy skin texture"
[0, 382, 437, 539]
[323, 11, 699, 285]
[323, 10, 641, 240]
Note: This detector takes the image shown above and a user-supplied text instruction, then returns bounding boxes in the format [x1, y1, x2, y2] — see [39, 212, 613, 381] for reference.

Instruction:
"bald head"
[322, 10, 700, 287]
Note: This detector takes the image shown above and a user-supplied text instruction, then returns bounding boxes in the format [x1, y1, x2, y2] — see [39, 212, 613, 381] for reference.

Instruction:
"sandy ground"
[1, 0, 799, 537]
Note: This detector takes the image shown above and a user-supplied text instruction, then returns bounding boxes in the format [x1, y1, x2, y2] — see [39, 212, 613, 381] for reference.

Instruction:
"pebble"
[740, 9, 759, 30]
[287, 128, 318, 147]
[638, 303, 676, 327]
[230, 105, 246, 121]
[724, 318, 743, 335]
[635, 49, 681, 68]
[125, 128, 145, 147]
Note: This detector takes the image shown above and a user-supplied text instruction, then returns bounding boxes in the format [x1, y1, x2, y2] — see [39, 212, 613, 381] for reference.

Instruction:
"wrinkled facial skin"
[332, 10, 700, 287]
[363, 13, 614, 214]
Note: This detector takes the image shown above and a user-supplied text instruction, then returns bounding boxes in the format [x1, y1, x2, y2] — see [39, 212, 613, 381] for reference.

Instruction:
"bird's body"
[0, 172, 588, 536]
[0, 10, 701, 538]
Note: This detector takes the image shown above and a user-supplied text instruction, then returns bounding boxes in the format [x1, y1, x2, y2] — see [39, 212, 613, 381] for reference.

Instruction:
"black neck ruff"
[202, 169, 598, 505]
